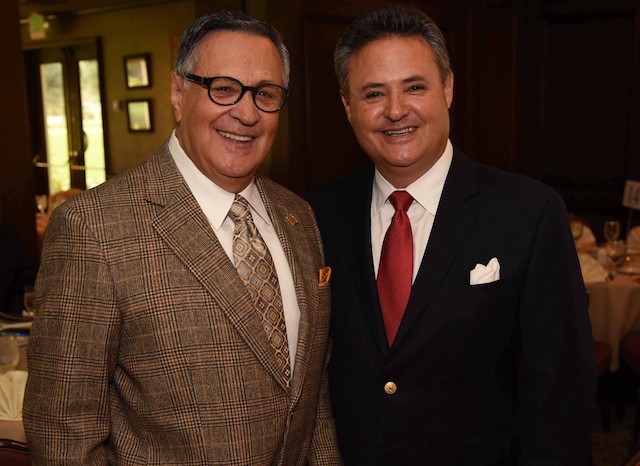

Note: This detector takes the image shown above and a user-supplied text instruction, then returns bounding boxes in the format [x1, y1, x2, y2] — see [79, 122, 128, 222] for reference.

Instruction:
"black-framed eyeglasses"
[183, 74, 289, 113]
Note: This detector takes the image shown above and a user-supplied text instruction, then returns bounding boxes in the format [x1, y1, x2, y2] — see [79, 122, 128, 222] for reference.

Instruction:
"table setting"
[575, 218, 640, 371]
[0, 331, 29, 442]
[0, 287, 35, 443]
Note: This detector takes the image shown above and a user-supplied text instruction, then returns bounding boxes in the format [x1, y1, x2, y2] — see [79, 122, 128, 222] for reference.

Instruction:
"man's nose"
[384, 93, 409, 121]
[230, 90, 260, 125]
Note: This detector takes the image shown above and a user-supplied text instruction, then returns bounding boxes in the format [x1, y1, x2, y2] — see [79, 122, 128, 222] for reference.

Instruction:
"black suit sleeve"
[516, 190, 595, 465]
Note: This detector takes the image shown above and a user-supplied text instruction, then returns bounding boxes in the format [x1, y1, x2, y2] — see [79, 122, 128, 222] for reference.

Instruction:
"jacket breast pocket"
[448, 280, 503, 303]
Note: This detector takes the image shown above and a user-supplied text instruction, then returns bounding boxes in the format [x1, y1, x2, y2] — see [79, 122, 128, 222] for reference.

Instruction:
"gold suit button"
[384, 381, 397, 395]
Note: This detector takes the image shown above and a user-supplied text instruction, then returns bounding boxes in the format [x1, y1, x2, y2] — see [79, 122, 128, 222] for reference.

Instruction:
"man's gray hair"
[175, 10, 290, 87]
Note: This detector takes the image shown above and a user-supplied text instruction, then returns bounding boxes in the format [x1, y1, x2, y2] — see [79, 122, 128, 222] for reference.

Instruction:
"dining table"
[0, 319, 30, 443]
[583, 246, 640, 372]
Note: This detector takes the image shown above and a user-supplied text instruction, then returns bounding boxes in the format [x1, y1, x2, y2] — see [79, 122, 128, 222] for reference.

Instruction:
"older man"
[24, 11, 342, 465]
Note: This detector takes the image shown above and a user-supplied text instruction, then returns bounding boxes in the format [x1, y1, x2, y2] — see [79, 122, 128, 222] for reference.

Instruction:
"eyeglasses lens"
[207, 77, 286, 112]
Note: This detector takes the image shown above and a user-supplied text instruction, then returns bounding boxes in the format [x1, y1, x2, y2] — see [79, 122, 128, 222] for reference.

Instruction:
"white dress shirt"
[371, 139, 454, 282]
[169, 132, 301, 373]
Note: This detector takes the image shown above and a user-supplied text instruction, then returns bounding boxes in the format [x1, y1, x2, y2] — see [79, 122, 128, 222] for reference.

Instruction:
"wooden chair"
[629, 226, 640, 249]
[0, 438, 30, 466]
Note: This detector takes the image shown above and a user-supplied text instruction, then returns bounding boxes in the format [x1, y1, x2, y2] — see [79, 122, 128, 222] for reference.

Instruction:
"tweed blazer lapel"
[146, 148, 291, 391]
[255, 176, 318, 399]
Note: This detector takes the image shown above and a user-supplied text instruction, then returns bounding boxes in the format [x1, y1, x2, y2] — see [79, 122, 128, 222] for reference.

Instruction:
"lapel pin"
[286, 213, 298, 225]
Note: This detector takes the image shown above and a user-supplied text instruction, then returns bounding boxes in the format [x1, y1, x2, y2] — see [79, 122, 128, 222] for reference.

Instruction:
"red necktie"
[377, 191, 414, 346]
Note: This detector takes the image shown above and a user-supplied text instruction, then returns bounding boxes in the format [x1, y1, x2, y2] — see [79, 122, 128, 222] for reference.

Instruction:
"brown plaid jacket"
[23, 145, 342, 465]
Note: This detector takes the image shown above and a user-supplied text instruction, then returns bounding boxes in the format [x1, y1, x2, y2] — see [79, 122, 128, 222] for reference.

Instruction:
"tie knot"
[388, 191, 413, 212]
[228, 194, 251, 220]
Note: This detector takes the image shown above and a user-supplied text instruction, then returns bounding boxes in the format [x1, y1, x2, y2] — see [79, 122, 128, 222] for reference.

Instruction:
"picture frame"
[126, 99, 153, 132]
[124, 54, 151, 89]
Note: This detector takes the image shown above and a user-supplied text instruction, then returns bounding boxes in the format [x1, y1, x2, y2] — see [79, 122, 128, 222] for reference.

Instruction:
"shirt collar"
[168, 131, 271, 230]
[372, 139, 454, 216]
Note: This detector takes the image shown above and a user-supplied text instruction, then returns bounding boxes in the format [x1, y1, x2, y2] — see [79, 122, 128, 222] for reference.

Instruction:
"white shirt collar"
[168, 131, 272, 229]
[372, 139, 453, 215]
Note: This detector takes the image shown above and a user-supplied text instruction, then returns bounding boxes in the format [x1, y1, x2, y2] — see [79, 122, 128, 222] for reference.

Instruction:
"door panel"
[25, 39, 107, 195]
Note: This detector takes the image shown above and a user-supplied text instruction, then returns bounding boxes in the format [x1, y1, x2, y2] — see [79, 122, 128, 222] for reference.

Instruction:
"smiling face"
[171, 31, 283, 193]
[342, 35, 454, 188]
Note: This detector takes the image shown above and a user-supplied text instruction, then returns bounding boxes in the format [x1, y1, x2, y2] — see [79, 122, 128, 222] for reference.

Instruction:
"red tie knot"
[389, 191, 413, 213]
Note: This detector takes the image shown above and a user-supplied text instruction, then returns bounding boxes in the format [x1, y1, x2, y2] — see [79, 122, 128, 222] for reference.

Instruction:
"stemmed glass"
[0, 334, 20, 373]
[35, 194, 48, 214]
[23, 285, 37, 318]
[604, 220, 621, 242]
[605, 239, 627, 277]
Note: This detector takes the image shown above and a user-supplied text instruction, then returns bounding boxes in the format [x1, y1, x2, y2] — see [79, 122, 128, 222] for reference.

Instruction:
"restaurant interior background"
[2, 0, 640, 262]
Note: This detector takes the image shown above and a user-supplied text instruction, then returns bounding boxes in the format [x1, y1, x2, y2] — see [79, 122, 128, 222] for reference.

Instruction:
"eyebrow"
[359, 75, 426, 92]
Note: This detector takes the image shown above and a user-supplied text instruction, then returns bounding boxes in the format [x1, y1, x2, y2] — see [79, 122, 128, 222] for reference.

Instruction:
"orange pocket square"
[318, 266, 331, 287]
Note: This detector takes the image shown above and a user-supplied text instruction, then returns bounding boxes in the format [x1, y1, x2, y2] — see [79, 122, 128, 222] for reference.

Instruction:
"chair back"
[0, 438, 30, 466]
[628, 226, 640, 249]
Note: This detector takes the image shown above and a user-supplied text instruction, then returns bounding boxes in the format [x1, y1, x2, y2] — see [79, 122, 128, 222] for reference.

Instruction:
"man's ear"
[170, 72, 184, 123]
[340, 92, 352, 124]
[444, 71, 454, 109]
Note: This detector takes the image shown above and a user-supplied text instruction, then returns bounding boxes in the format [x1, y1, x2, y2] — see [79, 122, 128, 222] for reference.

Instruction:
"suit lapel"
[341, 169, 390, 356]
[391, 150, 484, 350]
[255, 177, 318, 399]
[146, 150, 290, 391]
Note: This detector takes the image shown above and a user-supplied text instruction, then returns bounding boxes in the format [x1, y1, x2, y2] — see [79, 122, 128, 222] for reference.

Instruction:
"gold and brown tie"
[228, 194, 291, 388]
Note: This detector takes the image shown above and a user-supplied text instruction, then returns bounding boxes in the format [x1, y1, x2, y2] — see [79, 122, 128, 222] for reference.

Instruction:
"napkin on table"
[578, 253, 609, 283]
[0, 370, 28, 420]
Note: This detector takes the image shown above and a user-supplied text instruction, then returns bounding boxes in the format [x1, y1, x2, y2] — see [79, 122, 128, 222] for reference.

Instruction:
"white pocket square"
[469, 257, 500, 285]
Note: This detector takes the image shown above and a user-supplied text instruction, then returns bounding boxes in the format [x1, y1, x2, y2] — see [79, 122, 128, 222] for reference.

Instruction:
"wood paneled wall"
[3, 0, 639, 256]
[1, 0, 37, 258]
[273, 0, 640, 238]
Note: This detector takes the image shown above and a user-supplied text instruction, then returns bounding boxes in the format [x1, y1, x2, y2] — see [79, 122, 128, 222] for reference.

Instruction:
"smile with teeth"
[383, 127, 415, 136]
[218, 130, 253, 142]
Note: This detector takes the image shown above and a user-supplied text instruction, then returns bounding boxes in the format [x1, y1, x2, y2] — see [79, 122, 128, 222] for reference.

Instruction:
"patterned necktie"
[377, 191, 414, 346]
[228, 194, 291, 388]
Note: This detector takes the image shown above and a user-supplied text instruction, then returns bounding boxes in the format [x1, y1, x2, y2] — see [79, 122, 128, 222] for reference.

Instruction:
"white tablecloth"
[586, 257, 640, 372]
[0, 329, 28, 442]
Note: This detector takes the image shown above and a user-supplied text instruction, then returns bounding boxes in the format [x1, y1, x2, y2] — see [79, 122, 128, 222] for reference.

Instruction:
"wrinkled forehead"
[195, 31, 285, 86]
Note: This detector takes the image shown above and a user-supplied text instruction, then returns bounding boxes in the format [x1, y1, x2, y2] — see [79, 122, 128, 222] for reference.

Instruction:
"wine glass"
[604, 220, 621, 242]
[0, 334, 20, 373]
[605, 239, 627, 276]
[35, 194, 48, 214]
[23, 284, 37, 318]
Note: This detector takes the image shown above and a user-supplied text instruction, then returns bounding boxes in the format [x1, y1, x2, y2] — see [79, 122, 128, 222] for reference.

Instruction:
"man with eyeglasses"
[24, 11, 343, 465]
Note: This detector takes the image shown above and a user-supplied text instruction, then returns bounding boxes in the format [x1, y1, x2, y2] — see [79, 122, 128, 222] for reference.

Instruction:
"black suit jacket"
[309, 147, 595, 466]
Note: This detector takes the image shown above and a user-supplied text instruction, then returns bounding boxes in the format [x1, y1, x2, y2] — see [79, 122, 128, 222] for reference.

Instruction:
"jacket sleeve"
[306, 212, 343, 466]
[517, 191, 596, 465]
[23, 202, 118, 465]
[307, 339, 343, 465]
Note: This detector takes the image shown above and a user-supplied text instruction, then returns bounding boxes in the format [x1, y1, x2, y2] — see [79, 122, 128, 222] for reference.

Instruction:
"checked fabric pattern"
[228, 194, 291, 388]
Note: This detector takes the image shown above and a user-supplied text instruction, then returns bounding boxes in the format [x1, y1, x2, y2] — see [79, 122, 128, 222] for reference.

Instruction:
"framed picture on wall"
[126, 99, 153, 132]
[124, 54, 151, 89]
